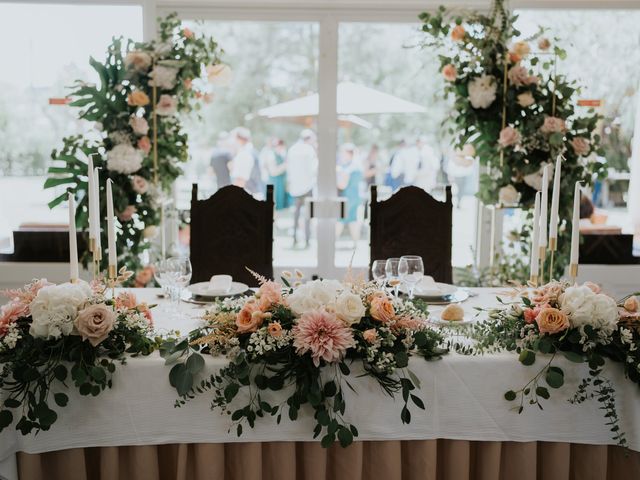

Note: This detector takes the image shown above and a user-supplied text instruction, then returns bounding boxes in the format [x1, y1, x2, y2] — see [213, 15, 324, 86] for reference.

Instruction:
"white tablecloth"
[1, 288, 640, 479]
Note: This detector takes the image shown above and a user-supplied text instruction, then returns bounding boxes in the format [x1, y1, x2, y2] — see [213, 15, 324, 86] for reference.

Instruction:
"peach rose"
[115, 291, 137, 310]
[623, 296, 638, 313]
[183, 27, 194, 39]
[498, 126, 521, 147]
[583, 281, 601, 294]
[535, 307, 569, 335]
[75, 304, 116, 346]
[117, 205, 137, 222]
[517, 91, 535, 108]
[508, 65, 529, 87]
[509, 52, 522, 64]
[369, 296, 395, 323]
[538, 38, 551, 51]
[451, 25, 466, 42]
[393, 316, 427, 332]
[363, 328, 378, 343]
[523, 307, 538, 324]
[442, 64, 457, 82]
[127, 90, 150, 107]
[236, 301, 264, 333]
[571, 137, 590, 157]
[129, 116, 149, 135]
[137, 136, 151, 155]
[124, 51, 152, 72]
[511, 41, 530, 57]
[156, 94, 177, 116]
[257, 281, 282, 310]
[267, 321, 283, 337]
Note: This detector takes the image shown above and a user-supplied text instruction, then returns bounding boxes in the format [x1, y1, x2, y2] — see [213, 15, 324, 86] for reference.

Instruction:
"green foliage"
[44, 13, 223, 277]
[418, 1, 607, 282]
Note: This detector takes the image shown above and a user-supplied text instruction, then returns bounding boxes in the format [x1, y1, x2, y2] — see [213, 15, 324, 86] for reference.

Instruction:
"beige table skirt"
[17, 440, 640, 480]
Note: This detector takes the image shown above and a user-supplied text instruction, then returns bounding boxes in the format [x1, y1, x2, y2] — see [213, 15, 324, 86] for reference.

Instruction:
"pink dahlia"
[292, 310, 355, 367]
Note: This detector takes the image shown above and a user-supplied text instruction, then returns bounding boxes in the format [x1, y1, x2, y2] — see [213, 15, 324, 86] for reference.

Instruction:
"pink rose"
[156, 94, 177, 116]
[540, 116, 566, 134]
[131, 175, 148, 194]
[363, 328, 378, 343]
[183, 27, 194, 39]
[523, 308, 538, 324]
[442, 64, 457, 82]
[498, 126, 521, 147]
[137, 136, 151, 155]
[570, 137, 590, 157]
[267, 321, 283, 337]
[583, 281, 601, 294]
[134, 266, 154, 287]
[507, 66, 529, 87]
[117, 205, 137, 222]
[129, 116, 149, 136]
[75, 304, 116, 346]
[257, 281, 282, 310]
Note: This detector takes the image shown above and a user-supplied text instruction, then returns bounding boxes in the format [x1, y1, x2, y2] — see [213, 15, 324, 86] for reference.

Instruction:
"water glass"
[398, 255, 424, 299]
[166, 256, 192, 309]
[371, 259, 387, 288]
[385, 258, 401, 297]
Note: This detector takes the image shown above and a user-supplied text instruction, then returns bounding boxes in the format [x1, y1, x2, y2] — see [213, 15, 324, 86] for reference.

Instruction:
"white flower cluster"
[246, 327, 292, 359]
[1, 322, 22, 350]
[106, 144, 143, 174]
[286, 280, 366, 325]
[119, 311, 153, 334]
[359, 326, 398, 374]
[29, 281, 92, 339]
[559, 286, 619, 346]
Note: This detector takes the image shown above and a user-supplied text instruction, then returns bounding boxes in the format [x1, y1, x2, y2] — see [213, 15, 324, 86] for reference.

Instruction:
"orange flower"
[369, 296, 395, 323]
[127, 90, 150, 107]
[451, 25, 465, 42]
[508, 52, 522, 64]
[363, 328, 378, 343]
[624, 296, 639, 313]
[236, 300, 264, 333]
[183, 27, 194, 39]
[267, 321, 283, 337]
[442, 64, 457, 82]
[536, 308, 569, 335]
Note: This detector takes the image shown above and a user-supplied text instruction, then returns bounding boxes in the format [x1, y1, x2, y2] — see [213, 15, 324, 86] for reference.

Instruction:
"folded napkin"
[209, 275, 232, 293]
[415, 276, 442, 295]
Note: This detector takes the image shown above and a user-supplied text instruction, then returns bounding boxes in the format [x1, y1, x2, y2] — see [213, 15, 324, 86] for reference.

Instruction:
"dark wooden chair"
[369, 185, 453, 283]
[190, 184, 274, 287]
[580, 234, 640, 265]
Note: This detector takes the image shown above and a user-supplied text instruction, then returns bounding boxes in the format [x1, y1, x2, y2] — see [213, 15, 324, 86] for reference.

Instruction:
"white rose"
[29, 281, 92, 339]
[498, 185, 520, 205]
[334, 292, 366, 325]
[468, 74, 497, 109]
[148, 65, 179, 90]
[106, 144, 143, 174]
[287, 279, 342, 316]
[591, 294, 619, 333]
[206, 64, 233, 86]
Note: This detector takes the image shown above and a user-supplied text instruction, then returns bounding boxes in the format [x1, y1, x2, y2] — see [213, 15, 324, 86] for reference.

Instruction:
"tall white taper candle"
[106, 179, 117, 275]
[87, 155, 95, 246]
[548, 156, 562, 246]
[68, 193, 79, 282]
[570, 182, 581, 266]
[539, 165, 549, 249]
[530, 191, 541, 280]
[93, 168, 101, 255]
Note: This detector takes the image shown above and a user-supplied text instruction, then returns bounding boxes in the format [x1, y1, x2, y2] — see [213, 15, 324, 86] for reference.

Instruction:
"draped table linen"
[1, 288, 639, 479]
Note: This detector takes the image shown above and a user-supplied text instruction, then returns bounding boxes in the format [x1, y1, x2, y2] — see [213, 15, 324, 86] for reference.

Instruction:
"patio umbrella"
[257, 81, 426, 119]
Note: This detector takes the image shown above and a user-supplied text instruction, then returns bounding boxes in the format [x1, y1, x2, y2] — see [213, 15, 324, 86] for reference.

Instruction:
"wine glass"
[166, 256, 192, 311]
[154, 258, 177, 313]
[385, 258, 401, 297]
[371, 259, 387, 288]
[399, 255, 424, 300]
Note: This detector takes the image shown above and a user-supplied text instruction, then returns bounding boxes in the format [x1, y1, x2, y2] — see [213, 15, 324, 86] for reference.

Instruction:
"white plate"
[430, 316, 474, 326]
[401, 282, 458, 297]
[188, 281, 249, 298]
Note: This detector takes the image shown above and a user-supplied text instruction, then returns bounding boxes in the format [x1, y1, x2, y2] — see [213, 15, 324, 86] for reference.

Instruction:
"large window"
[0, 3, 143, 248]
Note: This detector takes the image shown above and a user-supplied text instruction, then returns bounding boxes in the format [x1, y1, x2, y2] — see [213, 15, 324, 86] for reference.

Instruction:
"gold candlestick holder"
[569, 263, 578, 285]
[548, 237, 557, 281]
[529, 274, 538, 288]
[539, 246, 546, 286]
[108, 264, 117, 297]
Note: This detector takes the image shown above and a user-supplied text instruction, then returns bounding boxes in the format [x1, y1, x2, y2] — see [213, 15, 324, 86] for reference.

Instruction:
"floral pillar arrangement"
[419, 1, 606, 281]
[45, 14, 231, 282]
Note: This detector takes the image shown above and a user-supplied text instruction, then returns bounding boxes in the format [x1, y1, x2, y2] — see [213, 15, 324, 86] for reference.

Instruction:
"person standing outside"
[336, 143, 363, 248]
[230, 127, 264, 197]
[210, 131, 233, 189]
[286, 129, 317, 248]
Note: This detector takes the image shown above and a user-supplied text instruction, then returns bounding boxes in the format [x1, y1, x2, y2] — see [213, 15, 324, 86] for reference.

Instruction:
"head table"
[1, 288, 639, 480]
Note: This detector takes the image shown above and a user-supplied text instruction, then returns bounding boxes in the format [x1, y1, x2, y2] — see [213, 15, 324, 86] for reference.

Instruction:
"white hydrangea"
[106, 144, 143, 174]
[560, 286, 619, 341]
[286, 279, 343, 316]
[468, 74, 497, 109]
[29, 281, 92, 339]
